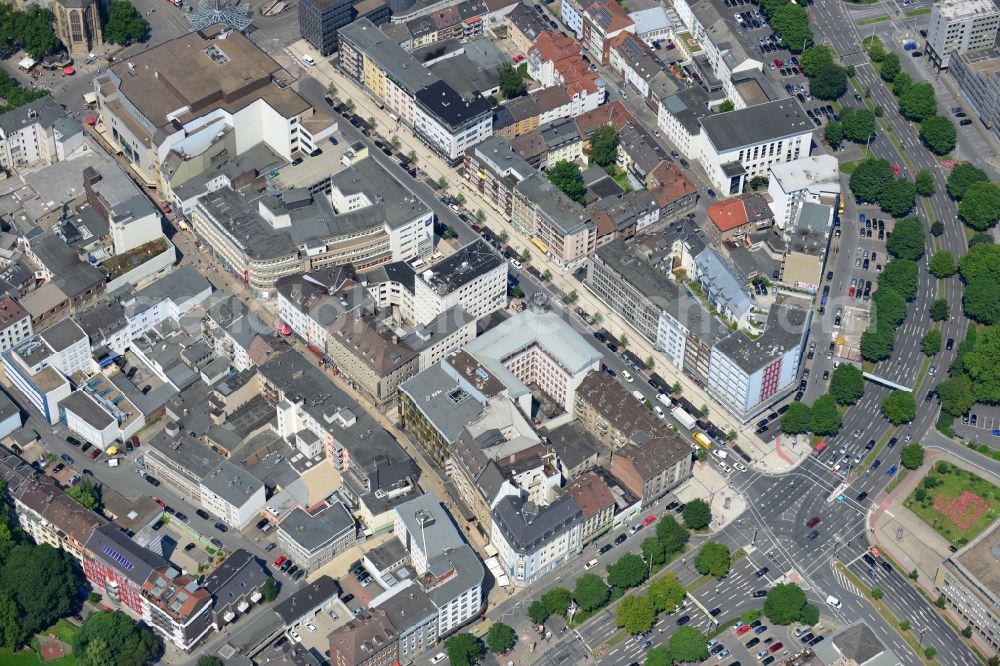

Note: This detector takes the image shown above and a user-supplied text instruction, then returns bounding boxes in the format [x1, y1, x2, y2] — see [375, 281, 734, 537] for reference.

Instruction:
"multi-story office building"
[512, 172, 596, 268]
[656, 86, 713, 159]
[199, 459, 267, 529]
[926, 0, 1000, 69]
[326, 313, 419, 410]
[491, 494, 582, 587]
[276, 503, 358, 572]
[767, 155, 841, 229]
[610, 435, 692, 505]
[951, 48, 1000, 131]
[275, 266, 372, 352]
[300, 0, 390, 56]
[935, 523, 1000, 651]
[463, 135, 543, 216]
[412, 239, 507, 325]
[0, 296, 32, 352]
[0, 96, 87, 175]
[698, 99, 813, 196]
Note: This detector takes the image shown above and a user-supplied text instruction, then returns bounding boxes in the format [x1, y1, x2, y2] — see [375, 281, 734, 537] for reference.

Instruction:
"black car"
[215, 522, 228, 533]
[749, 620, 762, 628]
[61, 453, 75, 465]
[881, 561, 893, 574]
[856, 491, 869, 502]
[184, 543, 196, 552]
[615, 534, 628, 545]
[863, 553, 876, 566]
[946, 338, 955, 350]
[176, 512, 189, 523]
[599, 544, 613, 555]
[960, 119, 973, 126]
[746, 638, 760, 648]
[676, 615, 691, 625]
[53, 463, 65, 474]
[210, 537, 224, 549]
[809, 636, 825, 646]
[807, 530, 819, 540]
[66, 436, 81, 447]
[257, 518, 270, 530]
[342, 593, 355, 605]
[755, 567, 769, 577]
[752, 590, 768, 598]
[800, 633, 814, 643]
[887, 437, 897, 448]
[665, 501, 679, 511]
[196, 509, 211, 520]
[709, 607, 722, 616]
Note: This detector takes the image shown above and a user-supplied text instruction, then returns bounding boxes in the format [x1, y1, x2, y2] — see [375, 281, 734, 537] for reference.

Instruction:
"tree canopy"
[881, 390, 916, 425]
[959, 181, 1000, 231]
[880, 259, 918, 301]
[849, 158, 894, 204]
[829, 363, 865, 405]
[930, 298, 950, 321]
[920, 115, 957, 155]
[900, 83, 937, 121]
[103, 0, 148, 45]
[959, 243, 1000, 324]
[892, 71, 913, 97]
[824, 120, 843, 147]
[607, 553, 648, 589]
[780, 401, 812, 433]
[947, 162, 988, 200]
[885, 216, 925, 260]
[929, 251, 956, 278]
[574, 573, 611, 611]
[645, 646, 671, 666]
[0, 5, 60, 59]
[880, 178, 916, 217]
[616, 595, 656, 635]
[66, 478, 101, 511]
[546, 160, 586, 204]
[937, 375, 975, 417]
[771, 3, 812, 52]
[963, 325, 1000, 404]
[540, 587, 571, 617]
[682, 498, 712, 530]
[590, 125, 620, 168]
[811, 394, 843, 435]
[879, 52, 901, 82]
[655, 516, 689, 554]
[445, 633, 484, 666]
[1, 544, 80, 643]
[669, 626, 709, 663]
[694, 542, 731, 578]
[497, 63, 526, 99]
[486, 623, 516, 653]
[871, 287, 907, 328]
[861, 325, 895, 362]
[800, 45, 834, 76]
[841, 107, 877, 143]
[916, 170, 935, 196]
[74, 611, 160, 666]
[899, 443, 925, 469]
[922, 328, 943, 356]
[810, 64, 848, 100]
[648, 573, 686, 613]
[764, 583, 808, 625]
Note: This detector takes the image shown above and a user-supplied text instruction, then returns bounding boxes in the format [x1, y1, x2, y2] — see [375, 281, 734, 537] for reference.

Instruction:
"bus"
[693, 432, 712, 449]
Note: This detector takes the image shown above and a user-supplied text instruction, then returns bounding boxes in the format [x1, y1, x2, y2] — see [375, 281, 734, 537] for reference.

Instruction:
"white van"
[825, 595, 842, 609]
[302, 54, 316, 66]
[718, 461, 732, 474]
[585, 559, 599, 570]
[656, 393, 672, 408]
[622, 369, 633, 382]
[712, 448, 728, 460]
[654, 405, 665, 419]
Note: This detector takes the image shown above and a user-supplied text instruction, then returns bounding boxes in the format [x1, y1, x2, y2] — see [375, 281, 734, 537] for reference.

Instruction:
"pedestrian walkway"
[674, 462, 747, 533]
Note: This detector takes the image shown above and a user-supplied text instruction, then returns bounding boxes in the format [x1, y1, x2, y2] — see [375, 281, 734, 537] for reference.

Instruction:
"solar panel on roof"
[102, 544, 135, 571]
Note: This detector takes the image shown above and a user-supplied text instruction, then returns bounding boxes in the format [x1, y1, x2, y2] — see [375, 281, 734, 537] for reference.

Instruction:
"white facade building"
[0, 296, 32, 352]
[927, 0, 1000, 69]
[767, 155, 841, 229]
[59, 391, 118, 449]
[199, 460, 267, 529]
[412, 240, 507, 326]
[697, 99, 813, 195]
[0, 96, 89, 175]
[490, 494, 582, 587]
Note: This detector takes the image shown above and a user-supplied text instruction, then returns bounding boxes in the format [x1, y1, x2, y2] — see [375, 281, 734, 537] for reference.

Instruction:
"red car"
[769, 642, 784, 653]
[892, 163, 901, 176]
[869, 546, 882, 557]
[774, 59, 783, 68]
[848, 287, 856, 297]
[642, 514, 657, 527]
[736, 625, 751, 636]
[806, 516, 821, 528]
[274, 555, 287, 567]
[152, 497, 166, 508]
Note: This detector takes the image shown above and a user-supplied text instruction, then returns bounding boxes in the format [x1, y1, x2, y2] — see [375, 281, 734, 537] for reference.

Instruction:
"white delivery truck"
[671, 406, 698, 430]
[107, 458, 119, 467]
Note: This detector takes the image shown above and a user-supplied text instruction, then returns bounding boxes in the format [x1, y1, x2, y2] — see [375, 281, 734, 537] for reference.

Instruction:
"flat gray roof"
[713, 302, 808, 372]
[339, 19, 440, 95]
[200, 459, 265, 508]
[700, 98, 812, 152]
[394, 492, 464, 558]
[514, 173, 592, 236]
[278, 502, 355, 554]
[60, 391, 115, 430]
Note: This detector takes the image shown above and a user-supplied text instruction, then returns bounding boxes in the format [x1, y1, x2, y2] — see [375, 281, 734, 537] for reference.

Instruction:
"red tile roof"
[575, 101, 634, 138]
[708, 198, 750, 232]
[649, 161, 697, 208]
[585, 0, 634, 33]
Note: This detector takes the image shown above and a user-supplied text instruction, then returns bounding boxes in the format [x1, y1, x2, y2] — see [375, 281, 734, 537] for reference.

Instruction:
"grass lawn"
[839, 159, 860, 174]
[103, 237, 169, 279]
[857, 14, 891, 25]
[905, 7, 931, 16]
[904, 463, 1000, 547]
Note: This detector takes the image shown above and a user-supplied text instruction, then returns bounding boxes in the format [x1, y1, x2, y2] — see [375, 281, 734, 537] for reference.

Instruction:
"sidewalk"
[674, 461, 747, 533]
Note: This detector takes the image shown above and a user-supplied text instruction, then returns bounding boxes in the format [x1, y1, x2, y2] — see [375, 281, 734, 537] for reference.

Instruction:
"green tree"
[880, 178, 916, 217]
[959, 181, 1000, 231]
[497, 63, 526, 99]
[866, 35, 887, 62]
[860, 326, 895, 362]
[900, 83, 937, 121]
[11, 6, 60, 58]
[74, 611, 160, 666]
[66, 478, 101, 511]
[881, 390, 916, 425]
[960, 243, 1000, 324]
[771, 3, 812, 52]
[971, 231, 996, 246]
[829, 363, 865, 405]
[879, 51, 901, 82]
[810, 394, 843, 435]
[920, 115, 958, 155]
[648, 573, 686, 613]
[929, 251, 956, 278]
[947, 162, 989, 199]
[900, 443, 925, 469]
[922, 328, 943, 356]
[931, 220, 945, 236]
[963, 325, 1000, 403]
[824, 120, 843, 147]
[445, 633, 484, 666]
[590, 125, 620, 168]
[841, 107, 877, 143]
[872, 287, 907, 328]
[608, 553, 648, 589]
[764, 583, 807, 625]
[718, 99, 735, 112]
[486, 623, 516, 653]
[810, 64, 848, 100]
[670, 626, 708, 663]
[262, 576, 277, 601]
[682, 498, 712, 530]
[642, 537, 666, 566]
[800, 604, 820, 626]
[800, 44, 835, 76]
[962, 625, 974, 639]
[931, 298, 949, 321]
[925, 647, 938, 660]
[780, 401, 812, 433]
[645, 646, 671, 666]
[197, 658, 224, 666]
[850, 158, 894, 204]
[694, 542, 731, 578]
[900, 619, 912, 631]
[616, 595, 655, 634]
[871, 587, 884, 600]
[541, 587, 571, 617]
[527, 600, 549, 624]
[521, 248, 531, 262]
[881, 259, 918, 301]
[655, 515, 690, 554]
[83, 637, 115, 666]
[892, 71, 913, 97]
[546, 160, 586, 204]
[0, 590, 24, 650]
[574, 573, 611, 611]
[885, 216, 925, 260]
[916, 170, 935, 196]
[1, 544, 79, 640]
[103, 0, 148, 44]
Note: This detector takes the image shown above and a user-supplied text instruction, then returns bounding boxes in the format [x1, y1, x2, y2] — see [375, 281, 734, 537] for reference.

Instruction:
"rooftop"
[566, 471, 615, 519]
[200, 459, 265, 509]
[328, 609, 398, 666]
[576, 369, 673, 442]
[394, 492, 464, 557]
[492, 494, 581, 553]
[936, 0, 999, 21]
[278, 502, 356, 554]
[339, 19, 440, 95]
[84, 523, 167, 586]
[273, 575, 340, 625]
[545, 421, 606, 472]
[713, 301, 809, 372]
[330, 313, 418, 374]
[414, 80, 492, 129]
[0, 95, 78, 137]
[768, 154, 840, 193]
[419, 239, 504, 296]
[59, 391, 115, 430]
[700, 99, 812, 152]
[515, 173, 592, 236]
